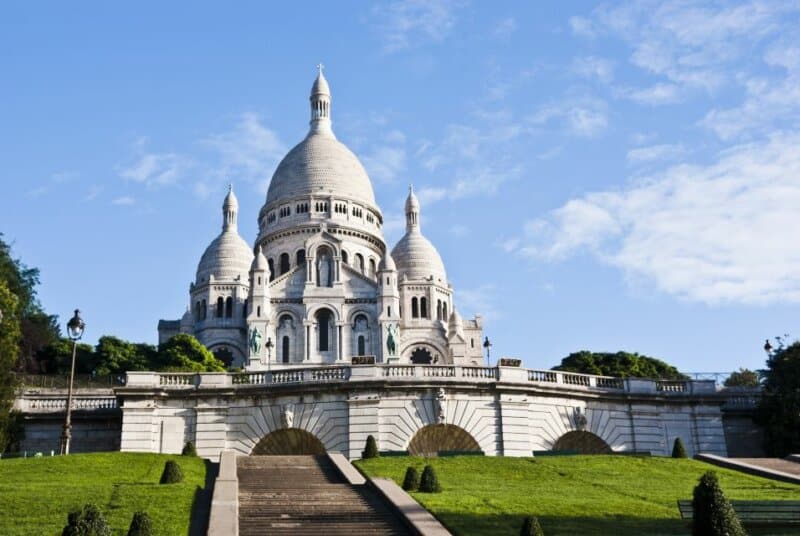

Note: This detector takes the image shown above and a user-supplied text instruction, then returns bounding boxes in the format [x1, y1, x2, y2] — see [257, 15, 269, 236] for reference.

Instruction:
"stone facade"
[158, 69, 483, 369]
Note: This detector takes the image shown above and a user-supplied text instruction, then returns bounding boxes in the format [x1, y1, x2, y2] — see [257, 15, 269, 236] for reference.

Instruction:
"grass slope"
[356, 455, 800, 536]
[0, 453, 207, 536]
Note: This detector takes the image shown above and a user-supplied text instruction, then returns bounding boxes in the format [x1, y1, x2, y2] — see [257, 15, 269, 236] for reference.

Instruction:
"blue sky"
[2, 1, 799, 373]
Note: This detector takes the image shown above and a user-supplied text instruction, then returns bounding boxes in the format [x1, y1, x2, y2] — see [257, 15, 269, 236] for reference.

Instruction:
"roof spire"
[222, 184, 238, 232]
[405, 184, 420, 232]
[309, 64, 333, 137]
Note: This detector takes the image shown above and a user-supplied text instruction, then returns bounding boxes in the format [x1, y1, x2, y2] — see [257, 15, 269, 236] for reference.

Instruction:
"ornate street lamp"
[60, 309, 85, 455]
[483, 336, 492, 368]
[265, 337, 273, 371]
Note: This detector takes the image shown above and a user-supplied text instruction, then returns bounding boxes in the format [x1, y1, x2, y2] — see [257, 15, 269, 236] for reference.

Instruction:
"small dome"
[448, 308, 464, 335]
[251, 245, 268, 271]
[311, 70, 330, 96]
[196, 232, 253, 283]
[405, 187, 420, 213]
[391, 231, 447, 282]
[223, 184, 238, 210]
[266, 134, 377, 208]
[378, 250, 396, 271]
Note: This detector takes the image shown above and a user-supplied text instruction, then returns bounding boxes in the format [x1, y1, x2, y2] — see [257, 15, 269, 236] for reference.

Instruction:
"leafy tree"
[93, 336, 156, 376]
[36, 338, 95, 375]
[691, 471, 746, 536]
[757, 340, 800, 456]
[724, 368, 760, 388]
[155, 334, 225, 372]
[0, 234, 59, 371]
[672, 437, 688, 458]
[553, 351, 686, 380]
[0, 281, 22, 452]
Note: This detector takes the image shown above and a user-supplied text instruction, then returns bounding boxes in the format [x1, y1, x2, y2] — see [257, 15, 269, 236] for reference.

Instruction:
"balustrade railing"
[20, 396, 117, 412]
[656, 380, 689, 393]
[159, 374, 195, 387]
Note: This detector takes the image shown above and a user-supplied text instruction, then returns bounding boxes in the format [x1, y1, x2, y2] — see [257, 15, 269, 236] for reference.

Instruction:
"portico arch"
[552, 431, 612, 454]
[251, 428, 326, 455]
[407, 424, 481, 456]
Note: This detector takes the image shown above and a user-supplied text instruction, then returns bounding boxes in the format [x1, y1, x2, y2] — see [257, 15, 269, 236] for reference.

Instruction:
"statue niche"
[316, 246, 334, 287]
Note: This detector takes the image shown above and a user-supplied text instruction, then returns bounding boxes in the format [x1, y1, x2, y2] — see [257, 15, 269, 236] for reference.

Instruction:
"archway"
[552, 431, 612, 454]
[407, 424, 481, 456]
[410, 347, 433, 364]
[251, 428, 326, 455]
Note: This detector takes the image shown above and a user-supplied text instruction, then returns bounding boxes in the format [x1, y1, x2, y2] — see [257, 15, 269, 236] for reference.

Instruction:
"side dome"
[196, 186, 254, 283]
[266, 134, 377, 207]
[391, 232, 447, 282]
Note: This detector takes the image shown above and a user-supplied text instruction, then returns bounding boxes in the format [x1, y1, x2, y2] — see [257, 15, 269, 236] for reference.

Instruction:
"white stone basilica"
[159, 69, 484, 370]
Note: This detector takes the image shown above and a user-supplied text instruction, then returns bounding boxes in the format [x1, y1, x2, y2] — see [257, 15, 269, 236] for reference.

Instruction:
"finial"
[316, 62, 324, 75]
[228, 183, 233, 193]
[409, 184, 414, 194]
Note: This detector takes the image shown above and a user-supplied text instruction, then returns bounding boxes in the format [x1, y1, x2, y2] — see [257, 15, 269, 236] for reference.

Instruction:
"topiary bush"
[402, 466, 420, 491]
[692, 471, 747, 536]
[362, 434, 379, 459]
[62, 503, 111, 536]
[160, 460, 184, 484]
[520, 515, 545, 536]
[672, 437, 688, 458]
[127, 511, 153, 536]
[181, 441, 197, 456]
[419, 464, 441, 493]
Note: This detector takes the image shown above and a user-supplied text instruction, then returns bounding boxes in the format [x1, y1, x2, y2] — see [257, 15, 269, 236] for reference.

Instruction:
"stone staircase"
[237, 455, 410, 535]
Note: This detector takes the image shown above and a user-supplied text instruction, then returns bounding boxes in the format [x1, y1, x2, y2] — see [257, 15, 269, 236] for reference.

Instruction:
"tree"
[155, 334, 225, 372]
[0, 234, 59, 371]
[0, 281, 22, 452]
[724, 368, 760, 388]
[691, 471, 746, 536]
[93, 336, 156, 376]
[757, 340, 800, 456]
[36, 338, 95, 375]
[553, 351, 686, 380]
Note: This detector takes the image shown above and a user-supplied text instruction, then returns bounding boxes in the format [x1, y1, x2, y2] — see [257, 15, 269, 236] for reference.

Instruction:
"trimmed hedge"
[62, 503, 111, 536]
[520, 515, 545, 536]
[692, 471, 746, 536]
[402, 466, 420, 491]
[419, 465, 441, 493]
[126, 511, 153, 536]
[181, 441, 197, 457]
[362, 435, 379, 459]
[672, 437, 688, 459]
[160, 460, 184, 484]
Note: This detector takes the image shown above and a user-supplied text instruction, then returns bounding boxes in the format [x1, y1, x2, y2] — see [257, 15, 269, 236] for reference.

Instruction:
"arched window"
[225, 297, 233, 318]
[316, 309, 332, 351]
[282, 336, 290, 364]
[358, 335, 366, 356]
[201, 299, 207, 320]
[411, 297, 419, 318]
[195, 301, 201, 321]
[436, 300, 442, 321]
[268, 259, 275, 281]
[369, 258, 377, 277]
[243, 299, 248, 318]
[420, 297, 428, 319]
[341, 250, 348, 264]
[442, 302, 447, 320]
[216, 297, 224, 318]
[280, 253, 290, 275]
[355, 253, 365, 274]
[296, 249, 306, 267]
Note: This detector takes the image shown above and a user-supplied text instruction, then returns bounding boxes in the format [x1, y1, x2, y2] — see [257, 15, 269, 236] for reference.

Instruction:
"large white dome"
[266, 132, 377, 207]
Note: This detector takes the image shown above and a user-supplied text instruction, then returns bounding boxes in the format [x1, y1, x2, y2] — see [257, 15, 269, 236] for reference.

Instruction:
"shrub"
[692, 471, 747, 536]
[402, 466, 420, 491]
[62, 503, 110, 536]
[127, 511, 153, 536]
[362, 435, 379, 459]
[419, 465, 441, 493]
[181, 441, 197, 456]
[672, 437, 688, 458]
[160, 460, 183, 484]
[520, 515, 545, 536]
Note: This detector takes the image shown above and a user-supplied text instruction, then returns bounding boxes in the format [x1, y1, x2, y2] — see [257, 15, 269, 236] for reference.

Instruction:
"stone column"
[498, 393, 530, 456]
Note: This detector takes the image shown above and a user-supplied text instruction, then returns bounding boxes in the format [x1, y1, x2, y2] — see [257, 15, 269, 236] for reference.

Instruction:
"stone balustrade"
[15, 394, 118, 413]
[122, 365, 718, 396]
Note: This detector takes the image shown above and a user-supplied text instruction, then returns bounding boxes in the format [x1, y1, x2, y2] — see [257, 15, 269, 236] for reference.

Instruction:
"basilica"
[158, 69, 484, 369]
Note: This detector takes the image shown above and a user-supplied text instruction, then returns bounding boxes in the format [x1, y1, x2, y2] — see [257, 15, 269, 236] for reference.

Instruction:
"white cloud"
[514, 132, 800, 305]
[370, 0, 461, 52]
[620, 83, 681, 105]
[456, 284, 502, 322]
[572, 56, 614, 83]
[361, 129, 407, 183]
[626, 143, 686, 164]
[119, 152, 185, 188]
[529, 99, 609, 137]
[112, 196, 135, 206]
[449, 223, 469, 237]
[569, 16, 597, 38]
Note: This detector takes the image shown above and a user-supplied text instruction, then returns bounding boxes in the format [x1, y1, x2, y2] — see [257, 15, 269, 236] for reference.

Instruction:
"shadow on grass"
[188, 459, 218, 536]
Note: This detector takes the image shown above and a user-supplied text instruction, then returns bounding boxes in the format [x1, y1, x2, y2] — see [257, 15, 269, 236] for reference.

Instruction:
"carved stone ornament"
[434, 388, 447, 424]
[281, 403, 295, 429]
[573, 407, 588, 431]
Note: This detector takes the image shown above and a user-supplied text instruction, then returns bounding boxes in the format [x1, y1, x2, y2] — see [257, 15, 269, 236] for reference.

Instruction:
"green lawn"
[0, 453, 209, 536]
[356, 455, 800, 536]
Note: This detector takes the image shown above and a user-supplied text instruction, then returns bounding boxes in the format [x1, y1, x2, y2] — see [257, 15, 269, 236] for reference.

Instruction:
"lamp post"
[265, 337, 273, 371]
[764, 339, 773, 356]
[60, 309, 85, 455]
[483, 336, 492, 368]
